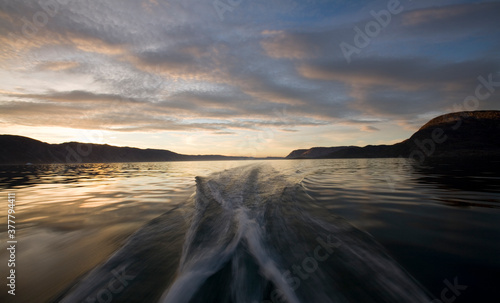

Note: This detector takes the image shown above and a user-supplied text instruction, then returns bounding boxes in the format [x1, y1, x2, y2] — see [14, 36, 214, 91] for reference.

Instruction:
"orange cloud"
[360, 125, 380, 132]
[402, 6, 469, 26]
[261, 32, 312, 59]
[37, 61, 80, 71]
[298, 64, 425, 91]
[67, 35, 127, 56]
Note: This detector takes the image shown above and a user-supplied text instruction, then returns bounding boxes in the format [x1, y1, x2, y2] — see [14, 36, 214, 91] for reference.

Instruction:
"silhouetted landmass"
[286, 146, 352, 159]
[2, 111, 499, 165]
[0, 135, 255, 165]
[286, 110, 500, 161]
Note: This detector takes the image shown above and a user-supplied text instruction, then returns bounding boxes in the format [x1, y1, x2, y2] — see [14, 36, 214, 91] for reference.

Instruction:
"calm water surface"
[0, 159, 499, 302]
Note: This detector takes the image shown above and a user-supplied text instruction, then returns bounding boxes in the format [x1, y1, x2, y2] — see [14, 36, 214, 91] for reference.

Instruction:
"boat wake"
[58, 164, 431, 303]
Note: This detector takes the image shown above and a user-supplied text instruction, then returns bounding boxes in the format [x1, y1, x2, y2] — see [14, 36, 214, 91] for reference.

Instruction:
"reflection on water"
[0, 159, 499, 302]
[0, 161, 247, 303]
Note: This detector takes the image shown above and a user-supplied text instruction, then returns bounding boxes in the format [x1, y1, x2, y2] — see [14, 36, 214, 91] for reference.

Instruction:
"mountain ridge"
[286, 110, 500, 161]
[0, 135, 254, 165]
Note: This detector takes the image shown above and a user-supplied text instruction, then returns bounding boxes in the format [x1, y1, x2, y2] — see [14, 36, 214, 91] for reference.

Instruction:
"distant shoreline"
[1, 110, 499, 165]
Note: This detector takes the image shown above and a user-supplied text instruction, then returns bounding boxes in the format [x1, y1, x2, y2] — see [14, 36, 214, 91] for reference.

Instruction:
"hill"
[286, 110, 500, 161]
[0, 135, 251, 165]
[286, 146, 352, 159]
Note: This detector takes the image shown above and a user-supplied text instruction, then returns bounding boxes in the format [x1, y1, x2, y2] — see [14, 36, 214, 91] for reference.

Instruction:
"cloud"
[401, 2, 500, 32]
[299, 56, 500, 117]
[402, 4, 470, 26]
[0, 0, 499, 154]
[261, 31, 317, 59]
[0, 87, 329, 133]
[360, 125, 380, 132]
[213, 131, 235, 135]
[36, 60, 80, 71]
[300, 57, 499, 89]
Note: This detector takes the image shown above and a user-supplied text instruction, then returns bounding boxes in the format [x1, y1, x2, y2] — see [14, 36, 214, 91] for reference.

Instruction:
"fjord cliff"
[286, 111, 500, 160]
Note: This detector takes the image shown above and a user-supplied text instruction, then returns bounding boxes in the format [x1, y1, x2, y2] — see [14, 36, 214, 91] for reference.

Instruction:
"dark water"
[1, 159, 499, 302]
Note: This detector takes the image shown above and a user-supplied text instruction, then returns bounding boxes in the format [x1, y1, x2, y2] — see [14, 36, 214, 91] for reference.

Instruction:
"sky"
[0, 0, 499, 157]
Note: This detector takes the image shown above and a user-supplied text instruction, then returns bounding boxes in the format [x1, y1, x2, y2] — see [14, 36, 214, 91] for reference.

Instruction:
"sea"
[1, 158, 499, 303]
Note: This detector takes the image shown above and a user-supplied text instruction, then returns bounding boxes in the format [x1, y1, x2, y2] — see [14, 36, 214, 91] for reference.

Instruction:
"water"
[1, 159, 499, 302]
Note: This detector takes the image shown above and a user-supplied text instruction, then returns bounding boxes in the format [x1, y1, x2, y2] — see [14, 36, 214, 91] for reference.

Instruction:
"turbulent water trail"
[159, 165, 303, 303]
[159, 164, 430, 303]
[58, 164, 432, 303]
